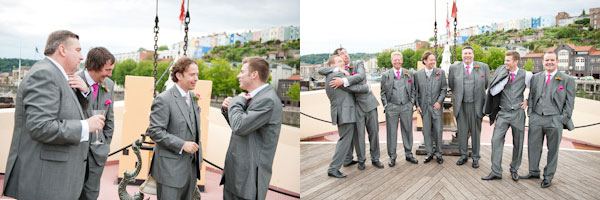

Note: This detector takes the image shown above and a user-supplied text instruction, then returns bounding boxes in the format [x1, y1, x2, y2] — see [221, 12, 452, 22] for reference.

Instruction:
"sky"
[0, 0, 299, 60]
[300, 0, 600, 55]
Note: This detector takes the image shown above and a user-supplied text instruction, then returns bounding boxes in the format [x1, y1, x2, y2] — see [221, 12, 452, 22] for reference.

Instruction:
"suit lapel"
[171, 88, 194, 134]
[47, 59, 85, 119]
[550, 72, 562, 102]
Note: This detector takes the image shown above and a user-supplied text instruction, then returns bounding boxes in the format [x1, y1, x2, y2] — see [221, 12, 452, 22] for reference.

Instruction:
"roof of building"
[285, 74, 301, 80]
[522, 53, 544, 58]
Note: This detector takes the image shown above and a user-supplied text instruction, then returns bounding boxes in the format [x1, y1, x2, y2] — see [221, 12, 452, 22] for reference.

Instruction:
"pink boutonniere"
[345, 65, 349, 70]
[557, 85, 564, 91]
[193, 93, 201, 101]
[351, 71, 357, 75]
[104, 99, 112, 106]
[408, 79, 412, 83]
[436, 71, 441, 75]
[480, 75, 484, 78]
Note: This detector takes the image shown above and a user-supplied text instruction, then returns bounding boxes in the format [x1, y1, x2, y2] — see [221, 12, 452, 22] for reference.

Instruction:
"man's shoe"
[520, 174, 540, 179]
[472, 160, 479, 168]
[424, 156, 433, 163]
[541, 179, 552, 188]
[388, 159, 396, 167]
[357, 162, 365, 170]
[436, 156, 443, 164]
[482, 173, 502, 180]
[456, 157, 467, 166]
[343, 160, 358, 167]
[406, 156, 418, 164]
[372, 161, 384, 169]
[511, 172, 519, 181]
[327, 170, 347, 178]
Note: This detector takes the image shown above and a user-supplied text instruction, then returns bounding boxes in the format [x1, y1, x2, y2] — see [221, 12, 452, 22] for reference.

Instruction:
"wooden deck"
[301, 143, 600, 199]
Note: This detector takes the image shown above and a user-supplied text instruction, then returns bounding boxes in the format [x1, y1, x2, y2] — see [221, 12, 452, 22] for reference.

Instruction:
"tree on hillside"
[286, 82, 300, 102]
[523, 59, 533, 71]
[377, 51, 392, 69]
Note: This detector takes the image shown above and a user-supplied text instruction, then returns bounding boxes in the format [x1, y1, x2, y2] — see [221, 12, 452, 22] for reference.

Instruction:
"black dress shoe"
[472, 160, 479, 168]
[343, 160, 358, 167]
[482, 173, 502, 180]
[520, 174, 540, 179]
[541, 179, 552, 188]
[358, 161, 365, 170]
[424, 156, 433, 163]
[511, 172, 519, 181]
[406, 156, 418, 164]
[456, 157, 467, 166]
[372, 161, 384, 169]
[388, 159, 396, 167]
[328, 170, 347, 178]
[436, 156, 443, 164]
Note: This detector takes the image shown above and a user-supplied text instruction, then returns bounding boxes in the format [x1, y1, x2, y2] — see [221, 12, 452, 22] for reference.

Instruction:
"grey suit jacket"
[414, 68, 447, 112]
[3, 58, 88, 200]
[148, 86, 202, 188]
[317, 61, 379, 113]
[448, 61, 490, 118]
[527, 71, 575, 130]
[380, 68, 416, 110]
[323, 71, 370, 125]
[76, 70, 115, 166]
[220, 85, 283, 200]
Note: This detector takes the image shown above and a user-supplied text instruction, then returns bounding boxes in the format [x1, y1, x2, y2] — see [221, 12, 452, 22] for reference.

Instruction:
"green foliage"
[300, 53, 329, 64]
[557, 27, 579, 39]
[203, 58, 240, 97]
[0, 58, 38, 72]
[523, 59, 533, 71]
[204, 39, 298, 63]
[112, 59, 170, 91]
[377, 51, 393, 69]
[137, 47, 147, 52]
[482, 47, 505, 70]
[575, 18, 590, 25]
[286, 82, 300, 102]
[158, 45, 169, 51]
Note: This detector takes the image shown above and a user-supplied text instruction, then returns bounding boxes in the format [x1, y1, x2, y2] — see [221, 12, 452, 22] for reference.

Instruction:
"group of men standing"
[323, 46, 575, 189]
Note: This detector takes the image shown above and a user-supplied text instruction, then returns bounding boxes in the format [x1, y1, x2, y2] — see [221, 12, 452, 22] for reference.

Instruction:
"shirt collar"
[249, 83, 269, 98]
[425, 67, 433, 74]
[545, 70, 557, 78]
[393, 68, 402, 75]
[509, 68, 519, 75]
[84, 69, 97, 86]
[175, 83, 188, 98]
[46, 56, 68, 81]
[464, 62, 473, 69]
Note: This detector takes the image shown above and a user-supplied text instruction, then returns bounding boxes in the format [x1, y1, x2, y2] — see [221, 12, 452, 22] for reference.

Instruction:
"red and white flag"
[179, 0, 186, 23]
[451, 0, 457, 19]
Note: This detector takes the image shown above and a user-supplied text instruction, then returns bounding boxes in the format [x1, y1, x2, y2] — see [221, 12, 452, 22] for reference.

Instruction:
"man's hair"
[242, 56, 270, 83]
[171, 57, 197, 82]
[333, 48, 346, 56]
[391, 51, 403, 60]
[85, 47, 115, 71]
[421, 51, 435, 65]
[44, 30, 79, 56]
[327, 55, 340, 66]
[462, 46, 474, 53]
[505, 50, 520, 62]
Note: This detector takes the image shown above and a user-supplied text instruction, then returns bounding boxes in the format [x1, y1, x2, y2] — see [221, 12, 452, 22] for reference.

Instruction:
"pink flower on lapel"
[193, 93, 201, 101]
[407, 79, 412, 83]
[480, 75, 484, 78]
[436, 71, 441, 75]
[104, 99, 112, 106]
[557, 85, 564, 91]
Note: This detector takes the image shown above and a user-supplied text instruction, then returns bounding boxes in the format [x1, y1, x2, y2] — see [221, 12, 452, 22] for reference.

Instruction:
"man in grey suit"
[414, 52, 447, 164]
[2, 30, 106, 200]
[521, 52, 575, 188]
[482, 51, 532, 181]
[319, 47, 384, 170]
[448, 46, 490, 168]
[321, 55, 371, 178]
[147, 57, 202, 199]
[380, 51, 418, 166]
[77, 47, 116, 200]
[220, 56, 283, 199]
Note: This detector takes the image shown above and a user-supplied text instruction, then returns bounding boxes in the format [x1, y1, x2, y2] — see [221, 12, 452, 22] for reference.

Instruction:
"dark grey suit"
[77, 71, 115, 200]
[318, 61, 381, 163]
[148, 86, 202, 199]
[526, 70, 575, 181]
[220, 85, 283, 200]
[380, 68, 416, 159]
[3, 58, 88, 200]
[448, 61, 490, 160]
[414, 68, 447, 157]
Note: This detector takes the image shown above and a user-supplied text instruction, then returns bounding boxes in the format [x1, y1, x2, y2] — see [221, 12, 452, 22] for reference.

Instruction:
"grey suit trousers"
[527, 113, 562, 181]
[421, 106, 443, 157]
[157, 156, 196, 200]
[457, 102, 482, 160]
[329, 123, 356, 173]
[345, 108, 380, 162]
[79, 151, 105, 200]
[385, 103, 414, 159]
[490, 109, 525, 176]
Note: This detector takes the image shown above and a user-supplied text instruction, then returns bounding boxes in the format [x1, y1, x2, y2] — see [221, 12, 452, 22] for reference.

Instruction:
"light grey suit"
[3, 58, 88, 200]
[526, 70, 575, 181]
[220, 85, 283, 200]
[318, 61, 381, 163]
[414, 68, 447, 157]
[148, 86, 202, 199]
[77, 71, 115, 200]
[448, 61, 490, 160]
[380, 68, 416, 159]
[324, 71, 370, 173]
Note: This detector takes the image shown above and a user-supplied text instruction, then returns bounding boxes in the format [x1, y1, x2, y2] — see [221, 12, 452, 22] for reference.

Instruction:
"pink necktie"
[246, 93, 251, 103]
[466, 66, 470, 75]
[92, 83, 99, 99]
[184, 94, 190, 106]
[510, 73, 515, 83]
[546, 74, 551, 86]
[396, 70, 400, 80]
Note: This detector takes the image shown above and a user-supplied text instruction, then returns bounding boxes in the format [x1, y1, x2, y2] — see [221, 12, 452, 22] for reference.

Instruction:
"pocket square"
[557, 85, 564, 91]
[480, 75, 484, 78]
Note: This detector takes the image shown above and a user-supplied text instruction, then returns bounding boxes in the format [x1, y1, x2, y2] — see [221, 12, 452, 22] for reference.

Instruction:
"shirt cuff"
[343, 78, 349, 87]
[81, 90, 90, 98]
[179, 145, 184, 154]
[80, 120, 89, 142]
[333, 67, 339, 72]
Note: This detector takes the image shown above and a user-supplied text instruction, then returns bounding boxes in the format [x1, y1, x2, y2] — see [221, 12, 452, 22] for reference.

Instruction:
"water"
[576, 92, 600, 101]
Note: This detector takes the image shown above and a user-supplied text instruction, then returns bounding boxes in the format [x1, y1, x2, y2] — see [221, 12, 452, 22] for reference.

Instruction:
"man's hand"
[68, 75, 89, 93]
[222, 97, 232, 110]
[339, 69, 350, 76]
[183, 141, 200, 154]
[520, 100, 528, 110]
[87, 114, 106, 132]
[329, 77, 344, 89]
[433, 102, 441, 111]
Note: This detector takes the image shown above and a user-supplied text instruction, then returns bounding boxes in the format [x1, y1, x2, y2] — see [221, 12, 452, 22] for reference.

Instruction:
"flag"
[451, 0, 457, 19]
[179, 0, 185, 23]
[446, 15, 451, 37]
